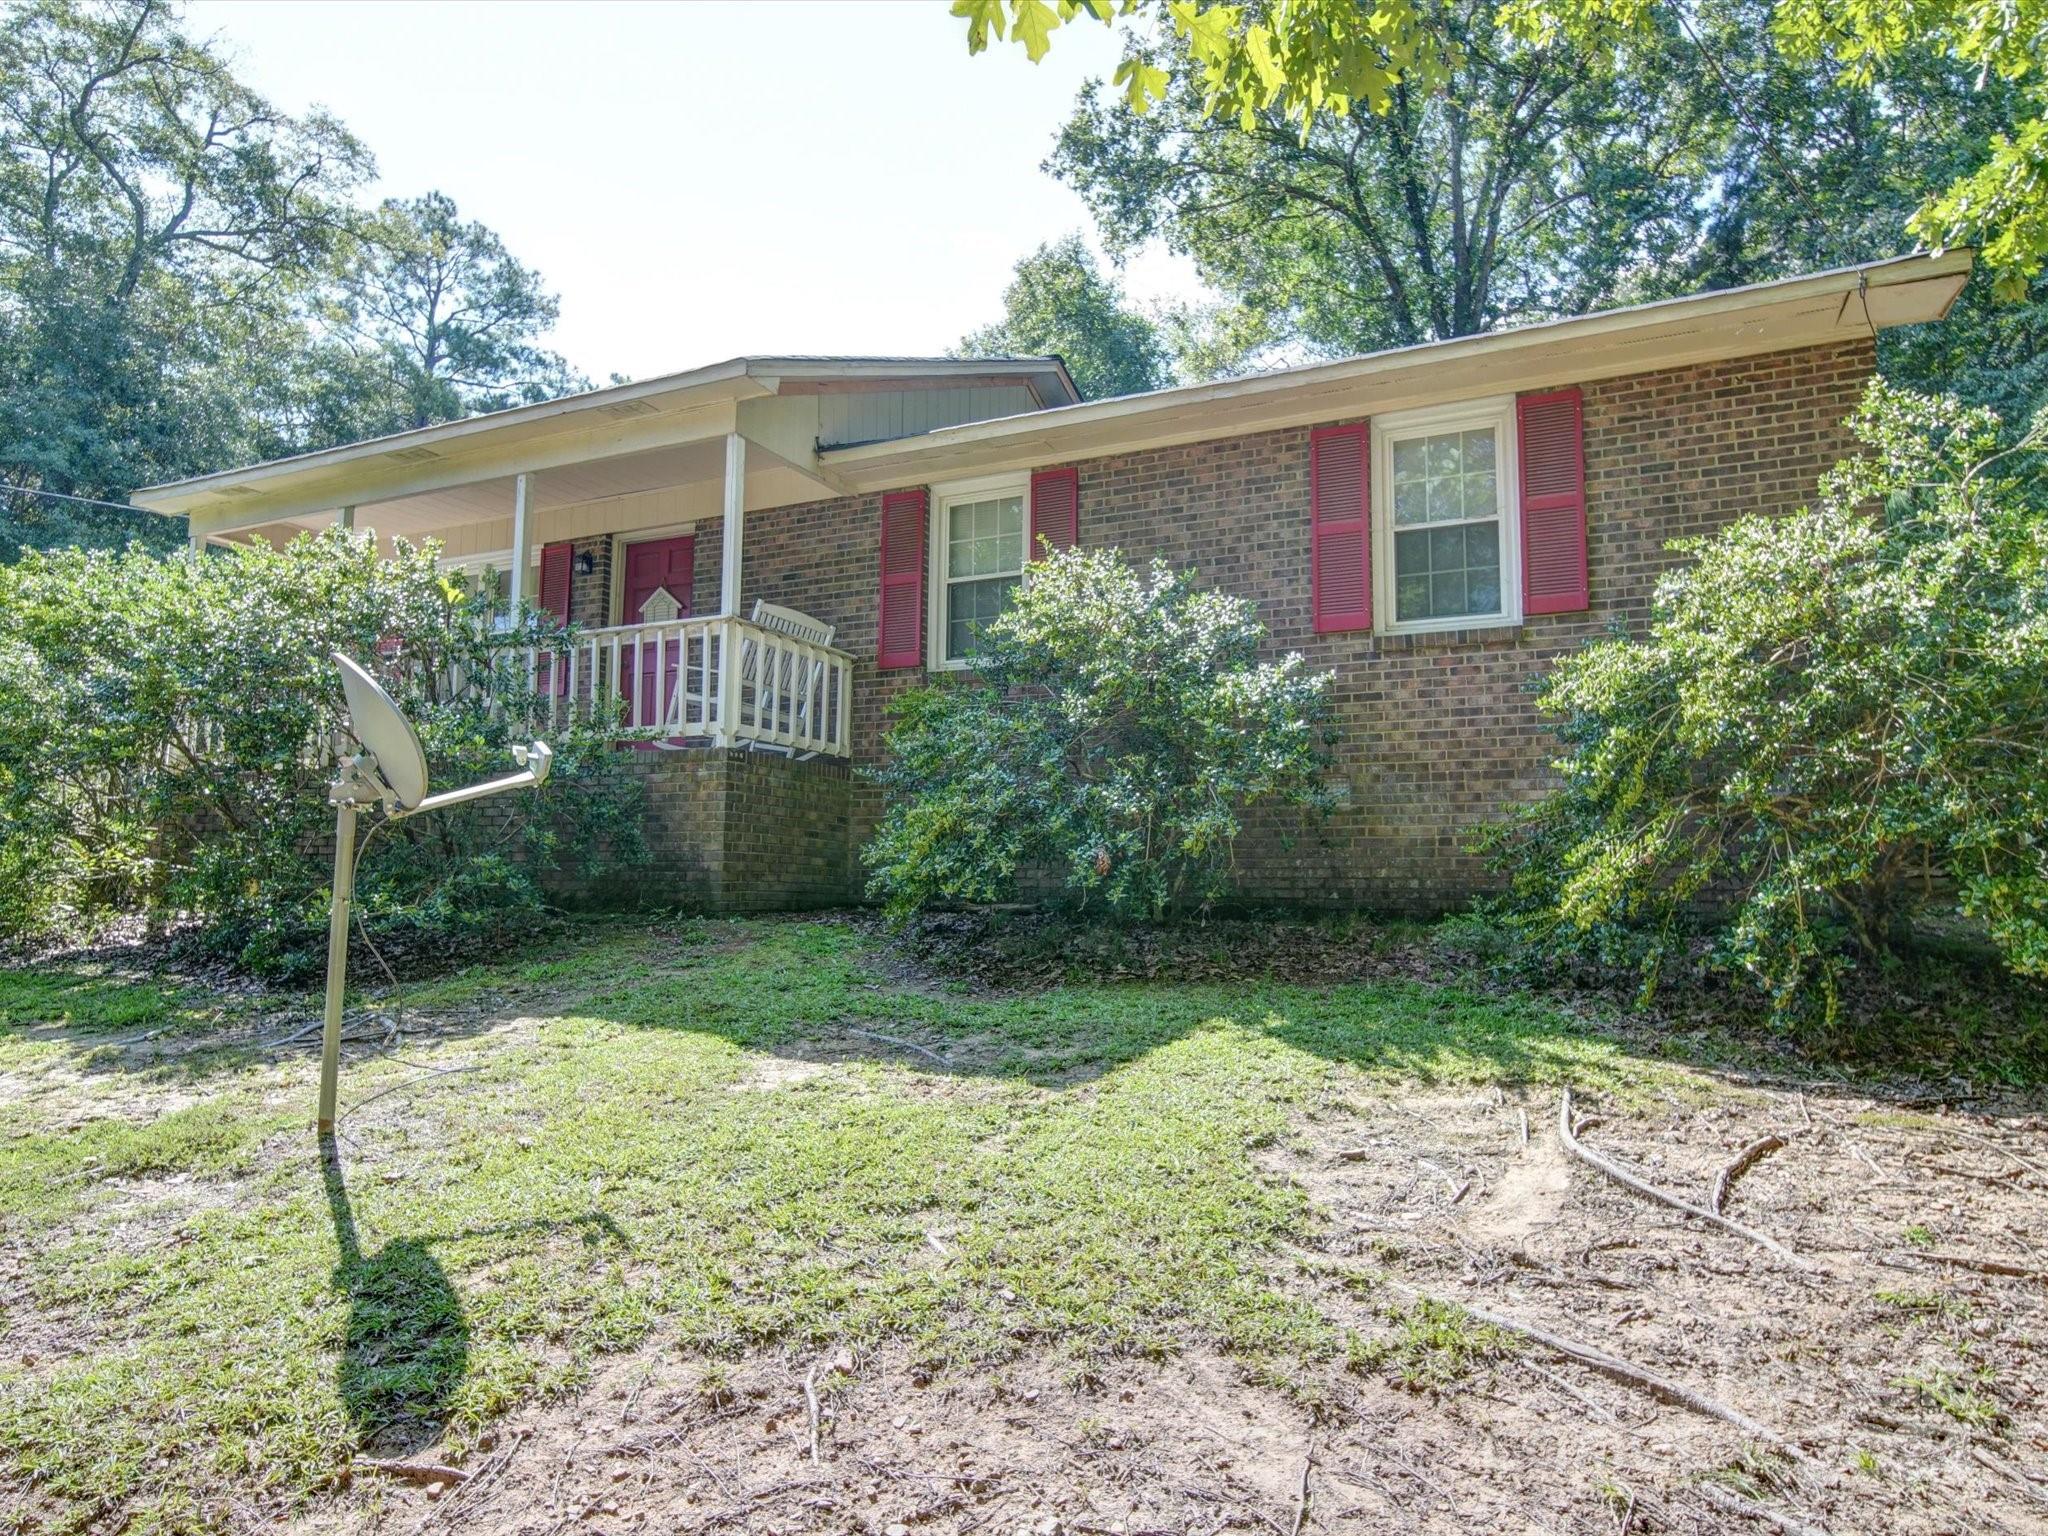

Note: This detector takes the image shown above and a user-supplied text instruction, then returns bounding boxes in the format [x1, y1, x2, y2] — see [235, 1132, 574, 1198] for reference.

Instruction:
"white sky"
[182, 0, 1207, 384]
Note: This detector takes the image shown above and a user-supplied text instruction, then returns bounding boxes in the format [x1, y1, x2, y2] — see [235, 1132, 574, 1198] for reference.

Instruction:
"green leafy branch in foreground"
[952, 0, 2048, 300]
[1479, 380, 2048, 1024]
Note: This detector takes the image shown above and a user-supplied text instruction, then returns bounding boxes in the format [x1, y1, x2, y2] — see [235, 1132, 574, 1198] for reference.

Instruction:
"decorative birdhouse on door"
[638, 586, 682, 624]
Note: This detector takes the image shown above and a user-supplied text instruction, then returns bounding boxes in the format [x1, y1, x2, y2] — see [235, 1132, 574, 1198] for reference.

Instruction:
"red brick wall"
[564, 749, 856, 910]
[679, 340, 1876, 910]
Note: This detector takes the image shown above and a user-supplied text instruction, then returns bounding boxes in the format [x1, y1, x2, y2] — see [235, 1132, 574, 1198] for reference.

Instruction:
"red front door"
[619, 536, 694, 738]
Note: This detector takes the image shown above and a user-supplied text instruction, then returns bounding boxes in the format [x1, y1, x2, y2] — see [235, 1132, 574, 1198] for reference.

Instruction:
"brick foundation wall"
[564, 748, 856, 911]
[598, 341, 1875, 912]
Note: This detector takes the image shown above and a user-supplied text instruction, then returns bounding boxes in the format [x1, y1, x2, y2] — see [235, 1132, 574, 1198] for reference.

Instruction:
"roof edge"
[131, 354, 1077, 509]
[819, 251, 1973, 470]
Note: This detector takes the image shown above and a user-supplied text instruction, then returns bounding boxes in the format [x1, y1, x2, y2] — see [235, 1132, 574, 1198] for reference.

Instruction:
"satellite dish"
[334, 652, 428, 811]
[317, 652, 552, 1140]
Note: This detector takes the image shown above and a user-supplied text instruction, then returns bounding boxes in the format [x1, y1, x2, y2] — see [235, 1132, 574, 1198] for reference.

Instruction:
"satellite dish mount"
[318, 653, 552, 1135]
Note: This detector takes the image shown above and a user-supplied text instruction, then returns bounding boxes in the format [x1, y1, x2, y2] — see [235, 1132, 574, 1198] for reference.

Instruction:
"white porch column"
[507, 473, 533, 611]
[336, 504, 356, 533]
[720, 432, 745, 616]
[716, 433, 746, 746]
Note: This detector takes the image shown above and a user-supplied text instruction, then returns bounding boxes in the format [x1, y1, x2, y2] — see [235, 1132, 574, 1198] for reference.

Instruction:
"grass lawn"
[2, 914, 2044, 1535]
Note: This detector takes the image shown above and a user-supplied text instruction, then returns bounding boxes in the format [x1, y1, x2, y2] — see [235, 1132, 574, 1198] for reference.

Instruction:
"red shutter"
[536, 541, 573, 696]
[1029, 466, 1079, 558]
[1517, 388, 1589, 615]
[877, 489, 926, 670]
[1310, 423, 1372, 633]
[538, 541, 573, 623]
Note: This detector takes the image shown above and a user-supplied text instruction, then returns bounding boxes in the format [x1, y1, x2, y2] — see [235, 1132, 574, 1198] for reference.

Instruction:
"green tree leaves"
[0, 529, 643, 966]
[958, 235, 1171, 398]
[864, 545, 1333, 919]
[324, 192, 586, 435]
[956, 0, 2048, 303]
[1481, 382, 2048, 1022]
[0, 0, 580, 559]
[1049, 0, 1716, 357]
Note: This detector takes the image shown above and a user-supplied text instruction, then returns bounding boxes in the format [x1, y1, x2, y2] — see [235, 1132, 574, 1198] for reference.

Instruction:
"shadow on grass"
[319, 1133, 632, 1455]
[322, 1133, 468, 1456]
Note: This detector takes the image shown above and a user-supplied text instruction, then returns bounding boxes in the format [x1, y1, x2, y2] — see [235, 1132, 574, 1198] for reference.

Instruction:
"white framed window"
[1373, 396, 1521, 634]
[928, 473, 1031, 668]
[438, 549, 520, 631]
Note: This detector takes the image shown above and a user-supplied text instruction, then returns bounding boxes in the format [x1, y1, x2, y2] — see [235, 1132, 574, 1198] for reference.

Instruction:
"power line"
[3, 484, 155, 516]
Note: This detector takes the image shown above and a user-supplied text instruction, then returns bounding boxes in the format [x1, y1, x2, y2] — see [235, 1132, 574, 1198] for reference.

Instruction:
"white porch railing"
[523, 613, 852, 758]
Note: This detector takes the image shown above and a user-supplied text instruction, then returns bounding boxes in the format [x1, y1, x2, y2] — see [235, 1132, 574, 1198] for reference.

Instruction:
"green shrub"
[0, 528, 644, 974]
[864, 545, 1333, 919]
[1479, 382, 2048, 1023]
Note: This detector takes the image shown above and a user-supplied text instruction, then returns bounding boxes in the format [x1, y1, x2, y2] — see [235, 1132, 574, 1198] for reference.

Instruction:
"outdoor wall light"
[574, 551, 596, 576]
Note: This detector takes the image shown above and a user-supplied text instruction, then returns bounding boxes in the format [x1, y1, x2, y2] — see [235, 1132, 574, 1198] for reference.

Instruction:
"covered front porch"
[170, 367, 863, 757]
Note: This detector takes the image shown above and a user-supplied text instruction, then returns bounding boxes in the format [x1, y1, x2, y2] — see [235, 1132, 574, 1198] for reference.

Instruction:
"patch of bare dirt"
[288, 1073, 2048, 1536]
[294, 1343, 1313, 1536]
[1272, 1080, 2048, 1535]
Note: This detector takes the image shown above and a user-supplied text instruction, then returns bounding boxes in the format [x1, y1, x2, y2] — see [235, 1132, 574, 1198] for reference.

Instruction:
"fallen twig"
[840, 1026, 951, 1068]
[1559, 1089, 1815, 1273]
[1971, 1446, 2048, 1509]
[802, 1361, 823, 1466]
[1287, 1436, 1312, 1536]
[1712, 1134, 1789, 1214]
[1417, 1158, 1464, 1203]
[1389, 1282, 1811, 1465]
[1696, 1484, 1829, 1536]
[353, 1457, 469, 1485]
[341, 1062, 480, 1120]
[1949, 1128, 2048, 1181]
[1916, 1250, 2048, 1281]
[1517, 1108, 1529, 1149]
[1524, 1360, 1625, 1427]
[1843, 1138, 1892, 1183]
[424, 1430, 525, 1522]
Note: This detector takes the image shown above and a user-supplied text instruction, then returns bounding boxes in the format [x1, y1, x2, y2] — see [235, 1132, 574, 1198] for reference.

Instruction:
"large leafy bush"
[865, 546, 1333, 918]
[1481, 382, 2048, 1019]
[0, 529, 643, 974]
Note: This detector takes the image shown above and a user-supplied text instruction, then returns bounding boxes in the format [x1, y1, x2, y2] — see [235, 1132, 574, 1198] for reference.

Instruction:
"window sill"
[1380, 612, 1521, 640]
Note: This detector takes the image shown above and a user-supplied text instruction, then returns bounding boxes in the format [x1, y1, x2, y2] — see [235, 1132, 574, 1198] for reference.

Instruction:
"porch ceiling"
[200, 435, 832, 547]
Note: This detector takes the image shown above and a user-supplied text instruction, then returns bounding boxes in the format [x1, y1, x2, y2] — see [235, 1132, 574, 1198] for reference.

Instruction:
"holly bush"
[0, 528, 643, 974]
[1480, 382, 2048, 1022]
[865, 545, 1334, 919]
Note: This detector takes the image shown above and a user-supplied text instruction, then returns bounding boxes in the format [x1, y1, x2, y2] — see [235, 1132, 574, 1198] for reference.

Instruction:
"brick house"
[132, 253, 1971, 911]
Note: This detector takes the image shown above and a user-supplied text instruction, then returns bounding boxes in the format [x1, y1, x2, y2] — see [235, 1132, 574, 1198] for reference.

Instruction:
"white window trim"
[927, 472, 1032, 671]
[436, 548, 527, 632]
[1372, 394, 1523, 636]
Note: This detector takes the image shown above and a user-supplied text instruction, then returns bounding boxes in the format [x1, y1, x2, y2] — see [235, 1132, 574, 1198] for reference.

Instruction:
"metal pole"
[316, 800, 358, 1134]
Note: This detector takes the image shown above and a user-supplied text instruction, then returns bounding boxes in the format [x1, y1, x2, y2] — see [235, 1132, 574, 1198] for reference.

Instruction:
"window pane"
[946, 573, 1020, 660]
[1392, 439, 1427, 481]
[1463, 429, 1495, 472]
[1466, 523, 1500, 572]
[1393, 479, 1427, 526]
[1392, 515, 1504, 622]
[947, 495, 1023, 581]
[1395, 572, 1430, 623]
